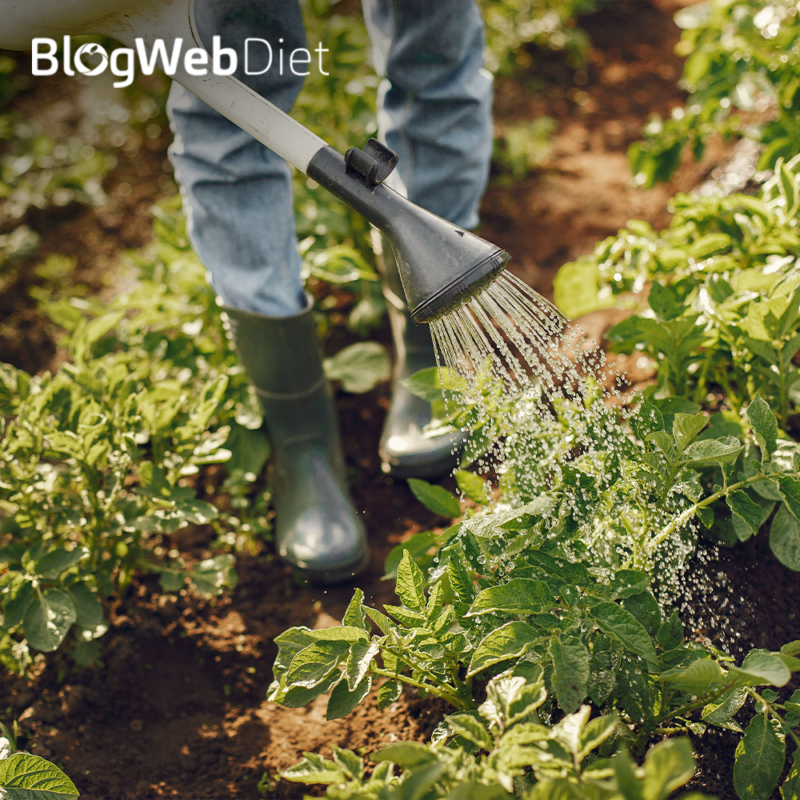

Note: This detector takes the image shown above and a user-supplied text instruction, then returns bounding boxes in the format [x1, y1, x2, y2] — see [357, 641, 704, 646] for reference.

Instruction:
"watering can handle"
[101, 0, 329, 173]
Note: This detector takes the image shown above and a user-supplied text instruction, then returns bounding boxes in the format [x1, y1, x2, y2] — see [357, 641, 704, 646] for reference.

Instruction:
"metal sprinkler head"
[308, 141, 510, 324]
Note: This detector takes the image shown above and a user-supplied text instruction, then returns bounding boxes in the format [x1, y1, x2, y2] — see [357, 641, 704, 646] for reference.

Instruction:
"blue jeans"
[168, 0, 493, 317]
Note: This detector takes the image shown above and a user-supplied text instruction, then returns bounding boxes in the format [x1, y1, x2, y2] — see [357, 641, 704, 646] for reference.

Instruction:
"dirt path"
[2, 3, 798, 799]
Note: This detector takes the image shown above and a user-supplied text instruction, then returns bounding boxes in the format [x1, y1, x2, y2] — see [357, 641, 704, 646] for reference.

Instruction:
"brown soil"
[2, 2, 798, 799]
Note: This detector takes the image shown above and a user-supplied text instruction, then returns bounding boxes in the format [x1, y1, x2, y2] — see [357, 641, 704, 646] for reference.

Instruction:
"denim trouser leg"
[362, 0, 493, 231]
[167, 1, 308, 316]
[168, 1, 493, 317]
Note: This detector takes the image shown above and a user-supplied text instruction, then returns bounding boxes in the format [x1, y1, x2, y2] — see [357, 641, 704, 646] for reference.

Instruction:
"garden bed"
[2, 2, 799, 799]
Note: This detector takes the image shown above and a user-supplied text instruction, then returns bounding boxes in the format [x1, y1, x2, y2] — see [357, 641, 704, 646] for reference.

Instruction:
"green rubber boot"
[375, 233, 465, 478]
[225, 296, 368, 583]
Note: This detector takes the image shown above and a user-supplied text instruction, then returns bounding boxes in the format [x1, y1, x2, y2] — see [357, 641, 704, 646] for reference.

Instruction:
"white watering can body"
[0, 0, 327, 172]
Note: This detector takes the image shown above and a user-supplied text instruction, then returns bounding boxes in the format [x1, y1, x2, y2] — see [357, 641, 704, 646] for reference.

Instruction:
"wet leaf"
[734, 714, 785, 800]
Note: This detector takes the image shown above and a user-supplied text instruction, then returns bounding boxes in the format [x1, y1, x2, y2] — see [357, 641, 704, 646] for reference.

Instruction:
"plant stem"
[371, 667, 466, 710]
[654, 684, 731, 725]
[380, 645, 469, 707]
[648, 473, 767, 556]
[750, 689, 800, 749]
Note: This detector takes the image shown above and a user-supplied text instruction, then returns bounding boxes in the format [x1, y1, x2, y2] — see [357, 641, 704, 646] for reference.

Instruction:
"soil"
[1, 2, 799, 799]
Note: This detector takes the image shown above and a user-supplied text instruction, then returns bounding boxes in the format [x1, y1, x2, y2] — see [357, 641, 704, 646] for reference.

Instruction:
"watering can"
[1, 0, 510, 322]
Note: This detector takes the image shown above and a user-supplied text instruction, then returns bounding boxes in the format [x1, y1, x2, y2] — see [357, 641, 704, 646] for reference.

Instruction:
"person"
[167, 0, 493, 582]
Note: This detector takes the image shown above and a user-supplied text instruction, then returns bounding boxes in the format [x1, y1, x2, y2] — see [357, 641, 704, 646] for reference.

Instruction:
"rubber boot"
[225, 296, 368, 583]
[375, 232, 465, 478]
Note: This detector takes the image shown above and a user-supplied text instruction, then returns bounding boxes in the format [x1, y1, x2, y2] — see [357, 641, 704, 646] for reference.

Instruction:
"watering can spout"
[0, 0, 509, 322]
[309, 144, 509, 323]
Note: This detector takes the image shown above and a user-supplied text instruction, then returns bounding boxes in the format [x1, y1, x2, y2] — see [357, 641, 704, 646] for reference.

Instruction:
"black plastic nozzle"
[307, 144, 509, 323]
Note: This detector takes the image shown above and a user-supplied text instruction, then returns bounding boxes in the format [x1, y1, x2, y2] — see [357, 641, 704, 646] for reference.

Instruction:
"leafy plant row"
[0, 195, 396, 670]
[629, 0, 800, 187]
[270, 391, 800, 799]
[556, 155, 800, 418]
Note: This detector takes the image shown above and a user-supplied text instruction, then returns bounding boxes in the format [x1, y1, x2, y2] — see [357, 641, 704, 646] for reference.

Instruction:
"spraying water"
[431, 269, 734, 642]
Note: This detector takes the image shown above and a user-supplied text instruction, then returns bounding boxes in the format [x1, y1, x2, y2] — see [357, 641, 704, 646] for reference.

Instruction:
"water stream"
[431, 270, 735, 644]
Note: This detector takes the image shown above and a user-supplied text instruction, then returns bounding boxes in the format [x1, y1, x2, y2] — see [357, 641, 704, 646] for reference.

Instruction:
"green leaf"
[727, 491, 766, 536]
[672, 412, 707, 451]
[407, 478, 461, 519]
[402, 367, 450, 403]
[33, 547, 89, 580]
[611, 570, 652, 599]
[702, 688, 746, 731]
[383, 533, 437, 581]
[776, 475, 800, 520]
[330, 746, 363, 782]
[747, 395, 779, 461]
[342, 588, 369, 631]
[306, 626, 370, 643]
[463, 496, 556, 539]
[681, 437, 744, 466]
[656, 611, 684, 651]
[373, 742, 438, 768]
[0, 753, 79, 799]
[466, 579, 555, 617]
[468, 621, 540, 677]
[734, 714, 786, 800]
[326, 674, 371, 721]
[578, 711, 619, 761]
[729, 652, 791, 687]
[396, 550, 426, 612]
[323, 342, 391, 394]
[286, 641, 349, 688]
[641, 738, 698, 800]
[649, 282, 685, 322]
[72, 638, 102, 667]
[22, 590, 77, 653]
[189, 554, 237, 597]
[781, 748, 800, 800]
[376, 680, 402, 710]
[770, 504, 800, 571]
[591, 602, 659, 671]
[621, 590, 662, 636]
[68, 583, 107, 641]
[280, 753, 346, 785]
[176, 499, 219, 525]
[346, 640, 379, 691]
[455, 470, 489, 504]
[2, 581, 35, 630]
[781, 641, 800, 657]
[159, 572, 185, 593]
[659, 659, 724, 693]
[551, 705, 591, 757]
[549, 636, 590, 714]
[445, 713, 493, 751]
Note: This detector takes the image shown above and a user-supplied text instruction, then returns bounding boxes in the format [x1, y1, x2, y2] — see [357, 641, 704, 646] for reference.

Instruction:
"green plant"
[555, 156, 800, 427]
[0, 117, 115, 221]
[0, 356, 237, 669]
[0, 722, 80, 799]
[480, 0, 614, 75]
[271, 529, 800, 798]
[268, 363, 800, 799]
[282, 687, 710, 800]
[493, 118, 557, 182]
[629, 0, 800, 187]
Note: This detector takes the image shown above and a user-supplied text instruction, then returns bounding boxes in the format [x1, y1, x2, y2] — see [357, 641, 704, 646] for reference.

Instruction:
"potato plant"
[629, 0, 800, 187]
[0, 357, 237, 670]
[0, 722, 80, 799]
[555, 156, 800, 425]
[271, 395, 800, 799]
